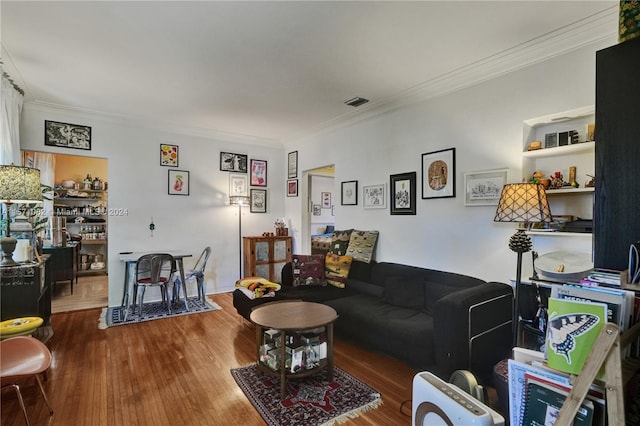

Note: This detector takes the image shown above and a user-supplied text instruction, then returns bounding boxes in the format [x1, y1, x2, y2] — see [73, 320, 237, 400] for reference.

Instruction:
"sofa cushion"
[325, 253, 353, 288]
[424, 281, 459, 315]
[329, 229, 353, 255]
[345, 230, 379, 263]
[383, 276, 425, 309]
[292, 254, 326, 286]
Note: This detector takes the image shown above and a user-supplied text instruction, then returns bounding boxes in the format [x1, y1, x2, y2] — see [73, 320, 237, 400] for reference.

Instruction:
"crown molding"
[286, 6, 619, 144]
[24, 100, 283, 149]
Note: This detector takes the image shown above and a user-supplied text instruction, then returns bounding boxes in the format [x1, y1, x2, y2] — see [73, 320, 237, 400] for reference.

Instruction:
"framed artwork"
[44, 120, 91, 150]
[250, 189, 267, 213]
[250, 159, 267, 187]
[422, 148, 456, 199]
[160, 143, 179, 167]
[168, 170, 189, 196]
[287, 179, 298, 197]
[288, 151, 298, 179]
[220, 152, 248, 173]
[363, 184, 386, 209]
[313, 204, 321, 216]
[321, 192, 331, 208]
[464, 169, 508, 206]
[390, 172, 416, 215]
[229, 173, 248, 196]
[341, 180, 358, 205]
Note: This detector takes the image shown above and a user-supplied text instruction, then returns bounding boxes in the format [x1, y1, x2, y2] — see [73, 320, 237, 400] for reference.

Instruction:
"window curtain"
[0, 74, 24, 165]
[32, 152, 56, 234]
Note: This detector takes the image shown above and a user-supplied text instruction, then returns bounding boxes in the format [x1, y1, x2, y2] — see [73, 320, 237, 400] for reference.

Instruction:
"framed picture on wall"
[313, 204, 321, 216]
[168, 170, 189, 196]
[160, 143, 179, 167]
[464, 169, 508, 206]
[250, 189, 267, 213]
[250, 159, 267, 187]
[45, 120, 91, 150]
[341, 180, 358, 205]
[390, 172, 416, 215]
[288, 151, 298, 179]
[220, 152, 248, 173]
[287, 179, 298, 197]
[422, 147, 456, 199]
[229, 173, 248, 196]
[321, 192, 331, 208]
[363, 184, 386, 209]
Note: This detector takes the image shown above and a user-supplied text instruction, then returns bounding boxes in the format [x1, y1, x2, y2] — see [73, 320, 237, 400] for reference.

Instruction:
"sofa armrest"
[432, 282, 513, 382]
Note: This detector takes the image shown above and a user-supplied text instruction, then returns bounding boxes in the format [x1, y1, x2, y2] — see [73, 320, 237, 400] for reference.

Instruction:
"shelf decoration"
[160, 144, 179, 167]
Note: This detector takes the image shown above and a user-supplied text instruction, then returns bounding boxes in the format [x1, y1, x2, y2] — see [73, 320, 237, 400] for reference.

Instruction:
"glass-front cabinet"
[243, 236, 292, 283]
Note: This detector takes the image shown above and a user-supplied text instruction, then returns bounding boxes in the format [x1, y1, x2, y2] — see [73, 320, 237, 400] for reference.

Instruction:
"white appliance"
[412, 372, 505, 426]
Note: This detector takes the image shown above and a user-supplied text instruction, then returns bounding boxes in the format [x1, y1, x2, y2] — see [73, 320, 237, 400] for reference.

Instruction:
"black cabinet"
[594, 37, 640, 270]
[0, 258, 52, 326]
[42, 242, 79, 293]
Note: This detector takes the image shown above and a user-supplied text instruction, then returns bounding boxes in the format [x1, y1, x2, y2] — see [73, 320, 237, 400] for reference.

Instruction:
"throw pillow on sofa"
[325, 253, 353, 288]
[329, 229, 353, 255]
[383, 276, 425, 309]
[292, 254, 326, 286]
[345, 230, 379, 263]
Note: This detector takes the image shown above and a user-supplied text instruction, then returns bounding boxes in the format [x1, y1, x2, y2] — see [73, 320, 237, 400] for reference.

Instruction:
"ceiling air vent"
[344, 97, 369, 107]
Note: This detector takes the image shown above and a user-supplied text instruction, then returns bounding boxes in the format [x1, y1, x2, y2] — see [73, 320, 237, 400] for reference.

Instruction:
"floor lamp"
[229, 195, 250, 279]
[0, 165, 43, 266]
[494, 183, 551, 348]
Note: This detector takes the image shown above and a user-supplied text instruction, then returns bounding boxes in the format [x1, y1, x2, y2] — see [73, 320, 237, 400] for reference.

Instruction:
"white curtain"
[32, 152, 56, 236]
[0, 74, 24, 165]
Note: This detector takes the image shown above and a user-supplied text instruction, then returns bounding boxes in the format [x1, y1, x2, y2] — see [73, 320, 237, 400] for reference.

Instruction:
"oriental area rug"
[98, 296, 221, 329]
[231, 363, 382, 426]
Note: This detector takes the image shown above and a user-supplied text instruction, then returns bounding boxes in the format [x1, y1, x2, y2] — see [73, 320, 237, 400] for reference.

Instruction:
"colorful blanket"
[235, 277, 281, 299]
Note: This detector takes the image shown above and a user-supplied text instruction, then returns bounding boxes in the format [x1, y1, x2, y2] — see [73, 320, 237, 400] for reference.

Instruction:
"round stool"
[0, 317, 44, 339]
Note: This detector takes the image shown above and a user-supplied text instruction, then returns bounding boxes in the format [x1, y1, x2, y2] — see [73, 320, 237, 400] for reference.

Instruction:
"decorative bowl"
[61, 180, 76, 188]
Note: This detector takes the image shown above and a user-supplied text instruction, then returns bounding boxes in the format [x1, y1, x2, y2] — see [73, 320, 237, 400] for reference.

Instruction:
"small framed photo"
[160, 144, 179, 167]
[341, 180, 358, 205]
[313, 204, 321, 216]
[229, 173, 248, 197]
[220, 152, 248, 173]
[363, 184, 386, 209]
[390, 172, 416, 215]
[250, 159, 267, 187]
[287, 179, 298, 197]
[422, 148, 456, 199]
[45, 120, 91, 150]
[321, 192, 331, 208]
[464, 169, 508, 206]
[168, 170, 189, 196]
[288, 151, 298, 179]
[250, 189, 267, 213]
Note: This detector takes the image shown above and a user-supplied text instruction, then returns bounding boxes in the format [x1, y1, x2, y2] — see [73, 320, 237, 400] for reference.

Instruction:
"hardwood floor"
[1, 292, 417, 426]
[51, 274, 108, 313]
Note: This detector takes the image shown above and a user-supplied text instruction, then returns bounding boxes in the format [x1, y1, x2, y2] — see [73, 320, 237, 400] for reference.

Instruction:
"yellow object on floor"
[0, 317, 43, 339]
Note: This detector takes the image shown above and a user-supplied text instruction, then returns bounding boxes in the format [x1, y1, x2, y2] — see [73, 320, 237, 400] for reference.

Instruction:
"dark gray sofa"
[232, 260, 513, 382]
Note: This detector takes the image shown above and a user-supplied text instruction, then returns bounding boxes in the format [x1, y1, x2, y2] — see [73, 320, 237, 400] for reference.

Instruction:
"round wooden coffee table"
[250, 300, 338, 399]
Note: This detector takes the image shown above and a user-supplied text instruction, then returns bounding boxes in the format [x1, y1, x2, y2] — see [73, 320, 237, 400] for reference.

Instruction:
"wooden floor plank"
[1, 292, 417, 425]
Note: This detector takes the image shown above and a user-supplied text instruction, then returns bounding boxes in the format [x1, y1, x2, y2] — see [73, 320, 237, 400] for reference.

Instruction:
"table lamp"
[0, 165, 43, 266]
[494, 182, 551, 347]
[229, 195, 250, 278]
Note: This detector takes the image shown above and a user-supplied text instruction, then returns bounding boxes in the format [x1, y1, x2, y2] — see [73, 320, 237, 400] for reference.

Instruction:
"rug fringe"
[97, 307, 108, 330]
[320, 393, 383, 426]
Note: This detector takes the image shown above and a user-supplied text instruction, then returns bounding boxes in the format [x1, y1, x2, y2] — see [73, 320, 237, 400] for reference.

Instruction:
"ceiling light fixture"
[344, 97, 369, 107]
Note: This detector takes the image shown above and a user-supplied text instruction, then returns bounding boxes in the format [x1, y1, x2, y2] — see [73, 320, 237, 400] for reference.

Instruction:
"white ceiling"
[1, 1, 618, 145]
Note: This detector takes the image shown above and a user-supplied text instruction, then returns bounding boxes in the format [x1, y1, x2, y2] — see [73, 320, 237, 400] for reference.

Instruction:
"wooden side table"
[250, 300, 338, 399]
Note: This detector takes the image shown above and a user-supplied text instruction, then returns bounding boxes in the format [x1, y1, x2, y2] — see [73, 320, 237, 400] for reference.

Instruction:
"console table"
[250, 300, 337, 399]
[43, 242, 79, 294]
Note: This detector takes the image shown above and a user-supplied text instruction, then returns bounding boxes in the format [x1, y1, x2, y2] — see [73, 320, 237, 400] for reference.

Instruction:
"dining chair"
[133, 253, 176, 317]
[1, 336, 54, 426]
[174, 246, 211, 304]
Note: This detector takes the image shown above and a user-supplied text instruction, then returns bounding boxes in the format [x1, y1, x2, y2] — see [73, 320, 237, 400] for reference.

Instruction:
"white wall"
[20, 104, 286, 306]
[285, 38, 615, 285]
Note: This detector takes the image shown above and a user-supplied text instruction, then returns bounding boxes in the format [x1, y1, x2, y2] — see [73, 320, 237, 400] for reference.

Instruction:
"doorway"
[303, 165, 335, 253]
[22, 150, 109, 312]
